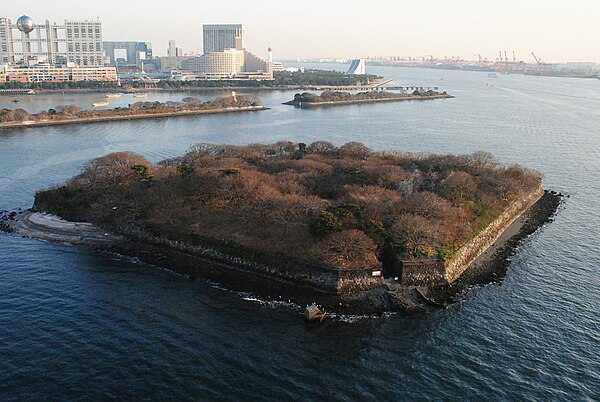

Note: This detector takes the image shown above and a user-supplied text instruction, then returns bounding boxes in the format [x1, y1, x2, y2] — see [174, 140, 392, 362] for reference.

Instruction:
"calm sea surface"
[0, 65, 598, 401]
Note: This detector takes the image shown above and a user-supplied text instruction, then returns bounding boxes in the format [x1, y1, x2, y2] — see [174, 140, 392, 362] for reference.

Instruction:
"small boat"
[304, 305, 326, 322]
[105, 93, 121, 98]
[11, 99, 19, 103]
[133, 93, 148, 98]
[488, 72, 498, 78]
[92, 101, 109, 107]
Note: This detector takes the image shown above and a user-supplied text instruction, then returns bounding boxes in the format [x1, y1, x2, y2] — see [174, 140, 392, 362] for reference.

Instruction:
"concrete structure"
[103, 41, 152, 68]
[167, 40, 183, 58]
[203, 24, 243, 54]
[346, 59, 367, 75]
[0, 16, 104, 66]
[0, 63, 117, 83]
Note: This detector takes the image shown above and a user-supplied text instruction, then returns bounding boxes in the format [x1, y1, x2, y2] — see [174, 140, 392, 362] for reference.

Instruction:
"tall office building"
[168, 40, 177, 57]
[203, 24, 243, 54]
[0, 16, 104, 66]
[167, 39, 183, 57]
[103, 41, 152, 67]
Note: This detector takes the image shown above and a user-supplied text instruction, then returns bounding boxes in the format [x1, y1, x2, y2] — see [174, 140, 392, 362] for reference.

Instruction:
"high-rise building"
[0, 16, 104, 66]
[167, 39, 183, 57]
[203, 24, 243, 54]
[168, 40, 177, 57]
[103, 41, 152, 67]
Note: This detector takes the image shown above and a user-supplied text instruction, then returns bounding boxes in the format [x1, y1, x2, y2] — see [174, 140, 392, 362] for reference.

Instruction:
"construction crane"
[504, 51, 508, 64]
[531, 52, 544, 65]
[513, 51, 516, 63]
[499, 51, 503, 63]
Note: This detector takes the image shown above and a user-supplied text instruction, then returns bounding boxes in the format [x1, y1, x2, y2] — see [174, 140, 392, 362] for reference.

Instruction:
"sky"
[3, 0, 600, 62]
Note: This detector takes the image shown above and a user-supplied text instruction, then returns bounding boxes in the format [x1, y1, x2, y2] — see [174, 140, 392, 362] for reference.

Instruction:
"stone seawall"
[445, 185, 544, 283]
[115, 227, 383, 295]
[401, 261, 446, 287]
[400, 185, 545, 286]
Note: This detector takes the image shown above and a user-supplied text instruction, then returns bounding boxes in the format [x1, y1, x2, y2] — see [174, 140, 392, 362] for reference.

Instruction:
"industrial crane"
[531, 52, 544, 65]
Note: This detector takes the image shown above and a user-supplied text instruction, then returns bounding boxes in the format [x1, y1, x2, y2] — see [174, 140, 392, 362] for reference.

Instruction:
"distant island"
[4, 141, 560, 315]
[0, 95, 267, 129]
[283, 90, 453, 108]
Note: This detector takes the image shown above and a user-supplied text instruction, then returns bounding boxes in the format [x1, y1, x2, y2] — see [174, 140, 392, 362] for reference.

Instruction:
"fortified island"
[283, 89, 453, 108]
[1, 141, 561, 315]
[0, 94, 267, 129]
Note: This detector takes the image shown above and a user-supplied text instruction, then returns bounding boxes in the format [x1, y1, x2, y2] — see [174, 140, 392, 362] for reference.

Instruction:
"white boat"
[105, 93, 121, 98]
[133, 93, 148, 98]
[92, 101, 109, 107]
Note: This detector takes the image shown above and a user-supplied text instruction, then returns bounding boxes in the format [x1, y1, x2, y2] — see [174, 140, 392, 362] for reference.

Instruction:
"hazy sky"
[3, 0, 599, 62]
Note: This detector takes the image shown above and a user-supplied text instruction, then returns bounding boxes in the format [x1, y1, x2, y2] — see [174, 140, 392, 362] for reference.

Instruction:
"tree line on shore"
[288, 89, 447, 104]
[0, 95, 262, 124]
[35, 141, 541, 271]
[0, 70, 379, 91]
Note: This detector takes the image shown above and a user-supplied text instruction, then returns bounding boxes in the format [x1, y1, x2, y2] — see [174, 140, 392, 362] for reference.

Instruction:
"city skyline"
[1, 0, 600, 63]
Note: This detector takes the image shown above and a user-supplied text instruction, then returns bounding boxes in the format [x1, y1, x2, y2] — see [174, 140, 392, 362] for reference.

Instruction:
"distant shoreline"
[0, 106, 269, 130]
[0, 78, 393, 96]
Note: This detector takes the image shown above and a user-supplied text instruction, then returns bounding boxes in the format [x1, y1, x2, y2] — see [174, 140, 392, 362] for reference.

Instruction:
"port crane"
[531, 52, 545, 65]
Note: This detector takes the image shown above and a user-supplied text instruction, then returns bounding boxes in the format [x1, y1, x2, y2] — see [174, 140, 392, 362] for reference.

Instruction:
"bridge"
[301, 84, 440, 92]
[0, 89, 36, 96]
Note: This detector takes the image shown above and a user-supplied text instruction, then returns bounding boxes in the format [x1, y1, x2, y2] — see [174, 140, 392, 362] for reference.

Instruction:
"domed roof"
[16, 15, 35, 34]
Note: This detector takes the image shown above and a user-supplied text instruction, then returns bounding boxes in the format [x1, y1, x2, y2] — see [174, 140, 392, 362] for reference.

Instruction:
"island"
[283, 90, 453, 108]
[2, 141, 561, 315]
[0, 94, 267, 129]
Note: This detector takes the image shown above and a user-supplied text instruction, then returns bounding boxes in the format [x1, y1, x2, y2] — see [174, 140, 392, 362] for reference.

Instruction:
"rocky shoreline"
[0, 191, 562, 317]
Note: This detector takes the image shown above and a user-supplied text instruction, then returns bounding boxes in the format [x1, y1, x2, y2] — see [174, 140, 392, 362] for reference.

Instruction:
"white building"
[346, 59, 367, 75]
[182, 48, 245, 78]
[0, 63, 117, 82]
[181, 48, 272, 79]
[180, 25, 272, 79]
[0, 16, 104, 66]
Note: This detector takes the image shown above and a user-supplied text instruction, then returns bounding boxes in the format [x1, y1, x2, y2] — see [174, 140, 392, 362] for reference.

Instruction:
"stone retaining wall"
[401, 261, 447, 287]
[399, 185, 544, 286]
[116, 227, 383, 294]
[445, 185, 544, 283]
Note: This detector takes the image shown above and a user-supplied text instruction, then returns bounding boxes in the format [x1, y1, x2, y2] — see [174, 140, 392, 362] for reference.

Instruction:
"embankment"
[0, 106, 269, 130]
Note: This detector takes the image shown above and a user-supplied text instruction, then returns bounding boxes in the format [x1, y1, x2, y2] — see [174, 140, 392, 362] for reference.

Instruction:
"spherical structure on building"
[17, 15, 35, 34]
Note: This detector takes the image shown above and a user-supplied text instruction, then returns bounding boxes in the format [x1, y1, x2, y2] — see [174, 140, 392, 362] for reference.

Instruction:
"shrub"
[310, 210, 342, 237]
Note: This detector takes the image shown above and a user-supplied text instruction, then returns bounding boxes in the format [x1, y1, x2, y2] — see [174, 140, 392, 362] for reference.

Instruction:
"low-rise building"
[0, 63, 117, 83]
